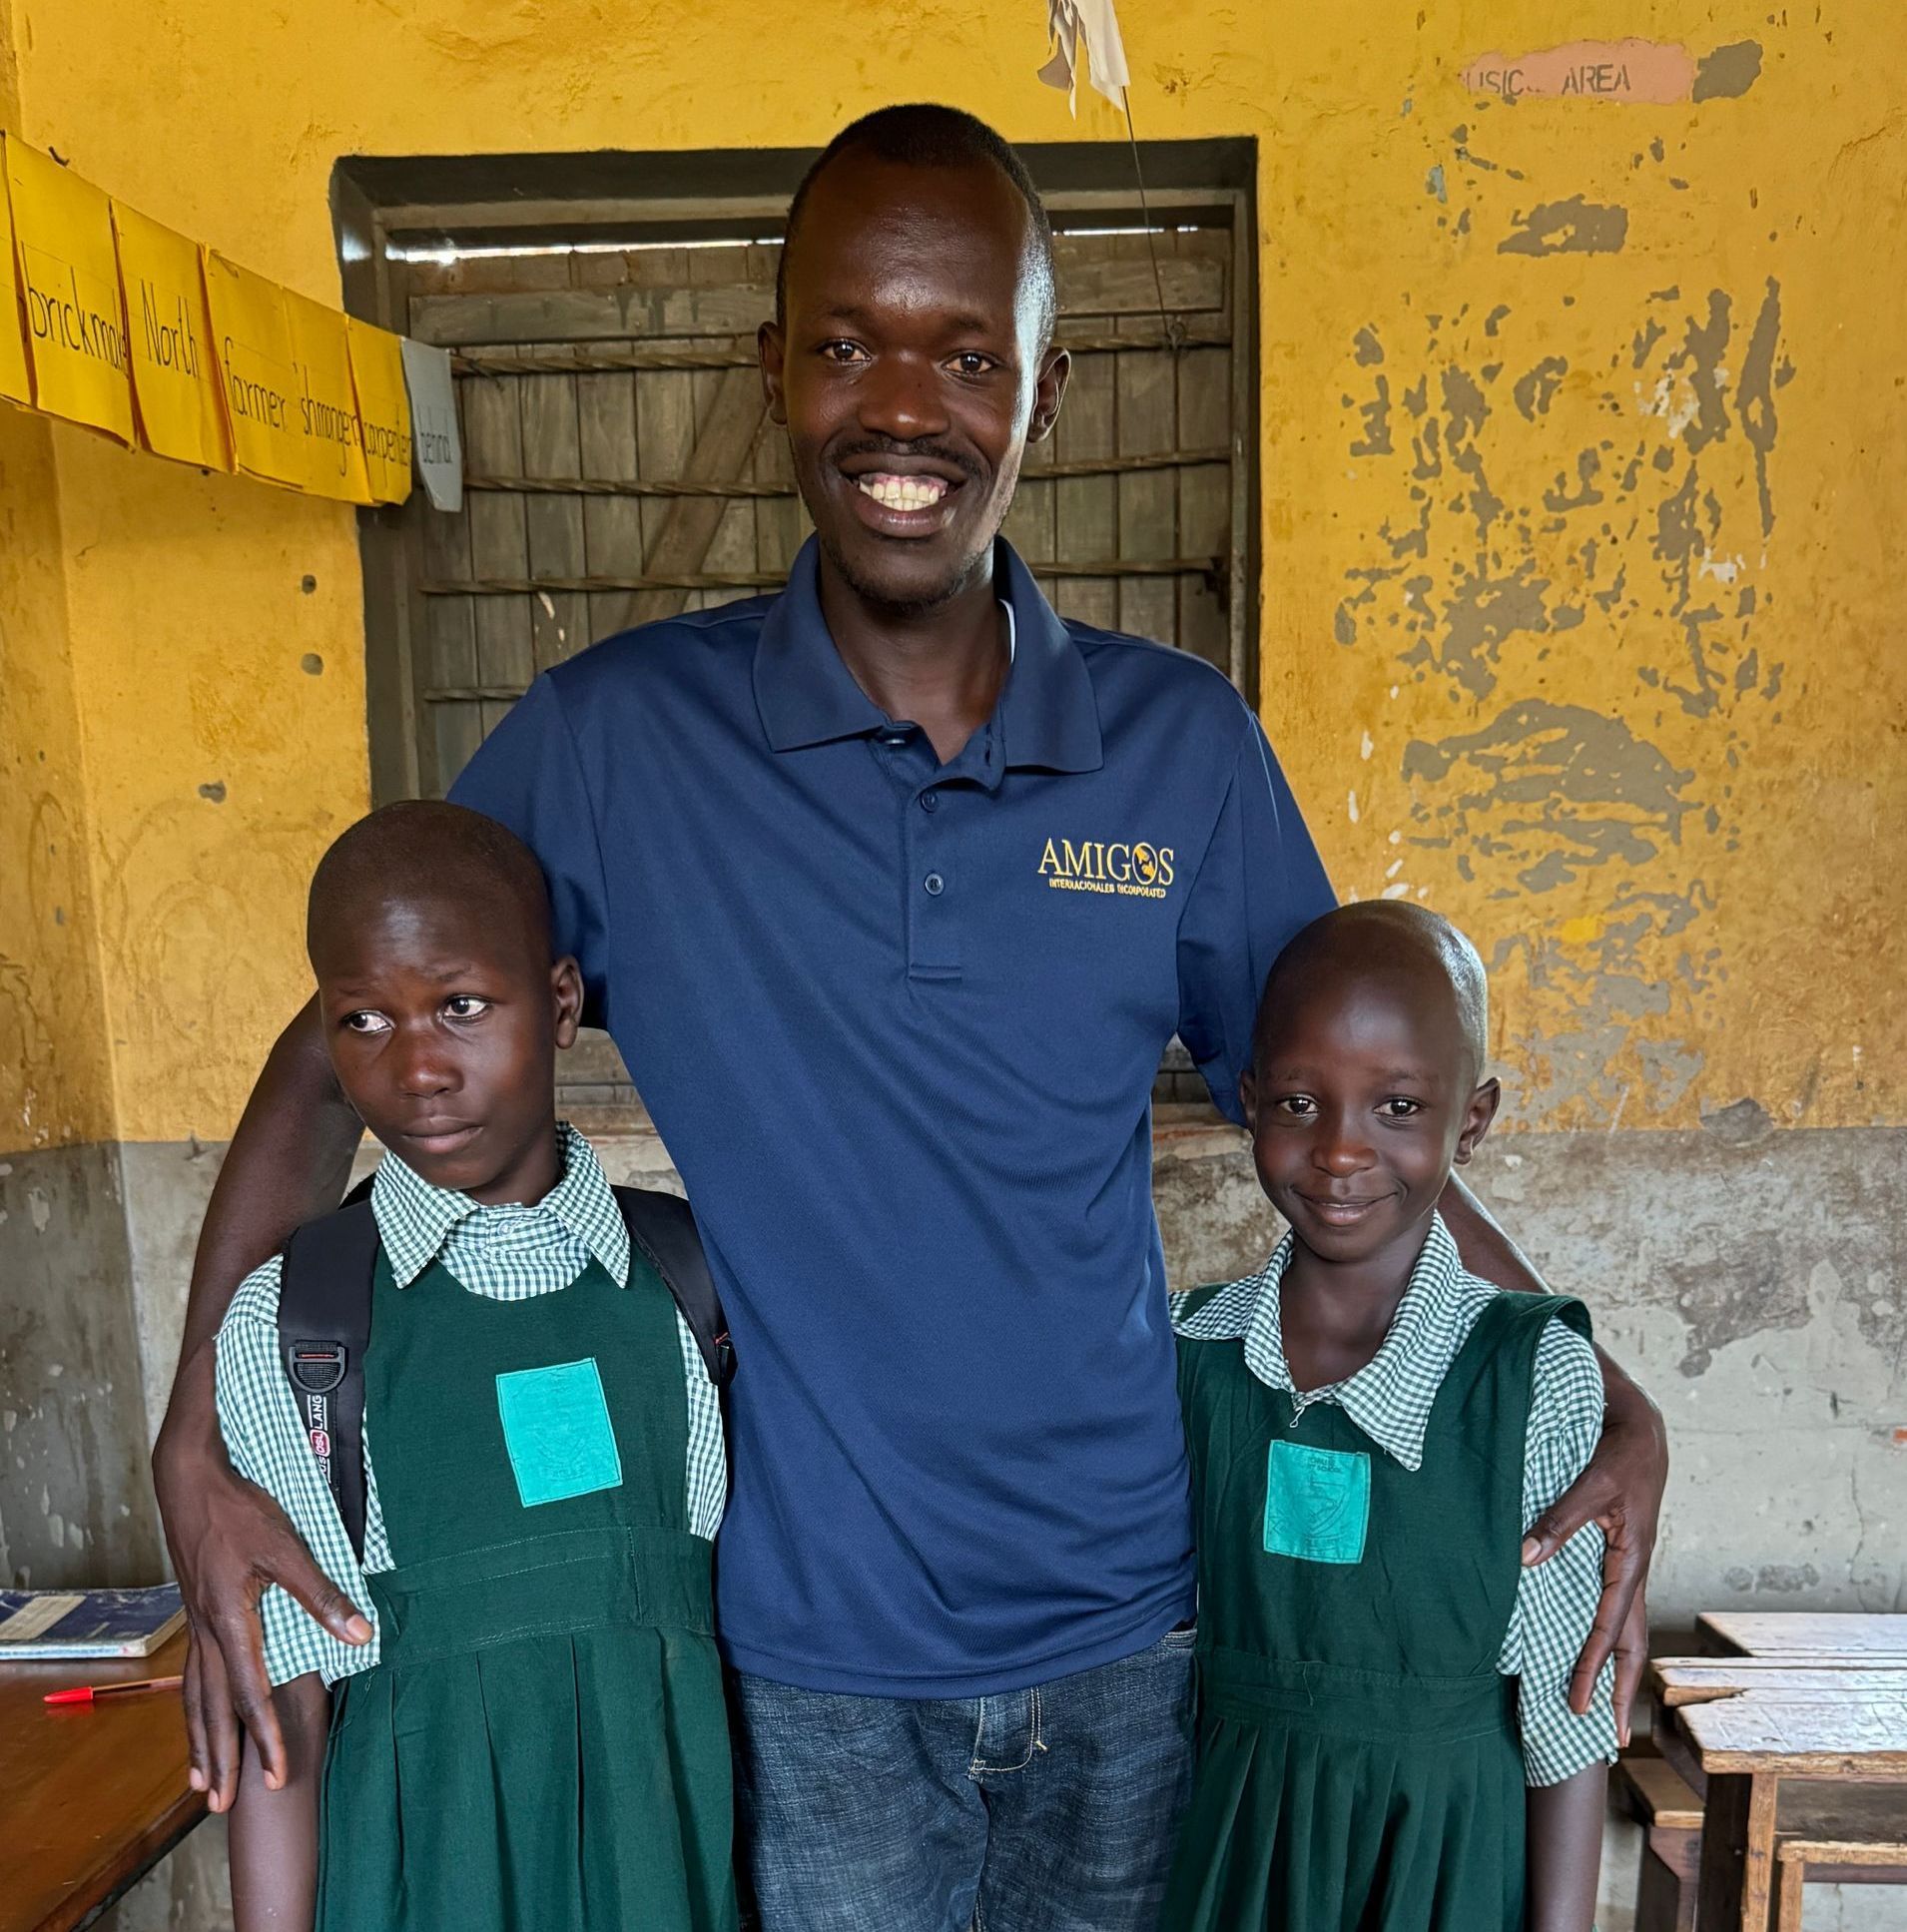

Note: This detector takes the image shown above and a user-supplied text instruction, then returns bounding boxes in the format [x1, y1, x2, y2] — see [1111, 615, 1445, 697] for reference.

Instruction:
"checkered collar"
[369, 1122, 630, 1290]
[1174, 1214, 1470, 1472]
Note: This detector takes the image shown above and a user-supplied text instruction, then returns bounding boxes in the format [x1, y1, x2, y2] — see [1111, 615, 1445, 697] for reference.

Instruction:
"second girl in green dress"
[1163, 902, 1617, 1932]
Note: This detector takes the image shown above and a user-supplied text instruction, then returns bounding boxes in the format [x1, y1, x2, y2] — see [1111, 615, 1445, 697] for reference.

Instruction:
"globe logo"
[1132, 844, 1159, 884]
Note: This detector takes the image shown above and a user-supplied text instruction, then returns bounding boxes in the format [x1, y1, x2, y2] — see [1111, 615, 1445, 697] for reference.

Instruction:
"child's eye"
[1379, 1096, 1424, 1117]
[1275, 1096, 1318, 1117]
[818, 339, 868, 365]
[444, 995, 491, 1019]
[950, 350, 998, 376]
[342, 1010, 391, 1035]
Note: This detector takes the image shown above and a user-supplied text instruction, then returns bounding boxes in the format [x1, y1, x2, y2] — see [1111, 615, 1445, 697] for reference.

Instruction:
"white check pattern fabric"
[1172, 1213, 1617, 1787]
[216, 1124, 726, 1688]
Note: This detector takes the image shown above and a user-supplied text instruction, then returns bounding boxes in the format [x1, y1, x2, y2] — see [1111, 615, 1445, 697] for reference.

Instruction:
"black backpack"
[278, 1177, 734, 1561]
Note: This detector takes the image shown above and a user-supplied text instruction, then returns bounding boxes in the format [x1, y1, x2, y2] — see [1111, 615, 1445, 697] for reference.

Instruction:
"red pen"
[43, 1674, 184, 1706]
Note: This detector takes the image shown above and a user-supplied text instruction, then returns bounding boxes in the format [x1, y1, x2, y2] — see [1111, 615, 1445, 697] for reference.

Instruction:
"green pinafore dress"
[1162, 1290, 1589, 1932]
[315, 1246, 737, 1932]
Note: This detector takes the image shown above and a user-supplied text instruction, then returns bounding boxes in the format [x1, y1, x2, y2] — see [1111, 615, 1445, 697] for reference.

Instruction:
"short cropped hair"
[1255, 902, 1491, 1084]
[776, 103, 1058, 342]
[307, 800, 552, 966]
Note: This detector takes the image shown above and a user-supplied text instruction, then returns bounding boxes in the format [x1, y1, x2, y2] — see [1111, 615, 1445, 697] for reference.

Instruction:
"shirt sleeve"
[1500, 1315, 1618, 1786]
[446, 672, 614, 1027]
[214, 1257, 382, 1687]
[1175, 707, 1335, 1125]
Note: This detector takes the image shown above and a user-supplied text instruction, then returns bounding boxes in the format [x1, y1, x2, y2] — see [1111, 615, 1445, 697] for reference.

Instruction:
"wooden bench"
[1647, 1632, 1907, 1932]
[1617, 1752, 1907, 1932]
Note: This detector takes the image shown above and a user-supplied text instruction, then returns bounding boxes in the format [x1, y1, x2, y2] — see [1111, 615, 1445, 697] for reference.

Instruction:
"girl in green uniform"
[219, 803, 737, 1932]
[1163, 902, 1615, 1932]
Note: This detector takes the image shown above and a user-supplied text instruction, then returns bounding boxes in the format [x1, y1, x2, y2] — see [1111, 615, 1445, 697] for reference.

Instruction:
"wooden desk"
[1651, 1627, 1907, 1932]
[1697, 1611, 1907, 1660]
[0, 1632, 207, 1932]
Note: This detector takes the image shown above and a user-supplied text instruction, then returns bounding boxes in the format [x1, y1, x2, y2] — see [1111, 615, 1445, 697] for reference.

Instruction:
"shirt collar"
[370, 1122, 631, 1289]
[1177, 1214, 1471, 1472]
[752, 535, 1103, 782]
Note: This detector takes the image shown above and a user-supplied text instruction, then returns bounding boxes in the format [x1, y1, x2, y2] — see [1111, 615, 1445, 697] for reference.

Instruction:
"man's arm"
[1441, 1172, 1666, 1739]
[153, 997, 371, 1813]
[228, 1673, 328, 1932]
[1525, 1764, 1608, 1932]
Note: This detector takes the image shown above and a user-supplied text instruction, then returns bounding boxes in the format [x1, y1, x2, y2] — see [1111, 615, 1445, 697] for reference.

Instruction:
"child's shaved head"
[1255, 901, 1490, 1085]
[307, 801, 552, 968]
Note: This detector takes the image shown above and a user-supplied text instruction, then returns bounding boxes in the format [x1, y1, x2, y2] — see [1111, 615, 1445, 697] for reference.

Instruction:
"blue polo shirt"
[450, 536, 1334, 1696]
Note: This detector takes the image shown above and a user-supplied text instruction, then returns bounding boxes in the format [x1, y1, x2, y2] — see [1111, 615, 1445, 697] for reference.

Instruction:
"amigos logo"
[1037, 837, 1176, 901]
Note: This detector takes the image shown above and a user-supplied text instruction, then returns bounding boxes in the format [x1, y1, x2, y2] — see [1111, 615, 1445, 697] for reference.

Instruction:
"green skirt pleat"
[1162, 1691, 1525, 1932]
[317, 1623, 734, 1932]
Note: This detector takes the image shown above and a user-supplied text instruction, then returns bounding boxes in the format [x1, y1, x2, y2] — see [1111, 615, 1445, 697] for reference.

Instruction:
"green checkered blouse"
[1170, 1213, 1618, 1787]
[215, 1124, 727, 1688]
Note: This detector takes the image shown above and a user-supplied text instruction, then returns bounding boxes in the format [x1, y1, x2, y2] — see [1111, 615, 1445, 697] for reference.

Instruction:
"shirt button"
[924, 872, 946, 897]
[920, 790, 940, 813]
[878, 727, 911, 747]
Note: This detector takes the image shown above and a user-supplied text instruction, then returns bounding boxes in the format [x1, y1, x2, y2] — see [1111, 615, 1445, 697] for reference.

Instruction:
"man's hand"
[154, 1347, 369, 1812]
[1521, 1350, 1666, 1742]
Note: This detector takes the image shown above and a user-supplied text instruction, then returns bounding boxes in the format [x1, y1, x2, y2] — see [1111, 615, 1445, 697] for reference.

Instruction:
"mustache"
[831, 436, 986, 483]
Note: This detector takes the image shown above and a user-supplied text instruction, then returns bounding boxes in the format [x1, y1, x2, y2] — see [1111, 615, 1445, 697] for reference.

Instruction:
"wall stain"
[1693, 39, 1763, 102]
[1499, 196, 1629, 256]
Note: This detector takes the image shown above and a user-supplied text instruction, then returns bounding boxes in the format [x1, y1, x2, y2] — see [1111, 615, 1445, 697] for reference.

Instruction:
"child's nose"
[393, 1030, 457, 1095]
[1316, 1117, 1376, 1173]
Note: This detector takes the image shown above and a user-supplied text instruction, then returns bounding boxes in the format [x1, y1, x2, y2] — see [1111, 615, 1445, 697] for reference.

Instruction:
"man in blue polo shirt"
[155, 105, 1665, 1932]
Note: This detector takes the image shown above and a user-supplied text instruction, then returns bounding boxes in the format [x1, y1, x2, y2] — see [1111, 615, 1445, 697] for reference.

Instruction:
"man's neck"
[817, 547, 1009, 766]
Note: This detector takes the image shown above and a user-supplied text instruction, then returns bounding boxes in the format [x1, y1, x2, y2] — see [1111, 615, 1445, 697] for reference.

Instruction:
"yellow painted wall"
[0, 0, 117, 1149]
[2, 0, 1901, 1151]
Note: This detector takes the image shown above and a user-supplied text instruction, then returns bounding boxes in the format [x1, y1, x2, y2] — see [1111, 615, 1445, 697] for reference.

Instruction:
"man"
[155, 106, 1665, 1932]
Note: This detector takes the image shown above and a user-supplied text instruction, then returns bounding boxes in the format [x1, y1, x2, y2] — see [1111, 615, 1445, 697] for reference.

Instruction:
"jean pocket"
[1157, 1621, 1198, 1653]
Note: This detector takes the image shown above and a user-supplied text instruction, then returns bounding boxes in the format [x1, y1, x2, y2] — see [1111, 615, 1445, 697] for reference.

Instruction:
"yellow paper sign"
[204, 251, 308, 489]
[284, 287, 369, 503]
[345, 317, 411, 505]
[110, 201, 231, 471]
[0, 158, 29, 405]
[4, 139, 135, 442]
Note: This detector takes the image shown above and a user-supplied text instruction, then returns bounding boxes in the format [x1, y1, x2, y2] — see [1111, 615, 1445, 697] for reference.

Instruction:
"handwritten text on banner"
[5, 137, 136, 442]
[110, 202, 232, 471]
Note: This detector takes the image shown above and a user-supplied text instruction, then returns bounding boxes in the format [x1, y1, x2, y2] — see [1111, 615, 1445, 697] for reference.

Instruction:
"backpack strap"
[278, 1196, 379, 1562]
[613, 1185, 735, 1391]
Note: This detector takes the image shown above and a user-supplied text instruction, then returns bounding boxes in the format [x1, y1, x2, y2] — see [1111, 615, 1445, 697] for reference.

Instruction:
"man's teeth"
[857, 474, 951, 511]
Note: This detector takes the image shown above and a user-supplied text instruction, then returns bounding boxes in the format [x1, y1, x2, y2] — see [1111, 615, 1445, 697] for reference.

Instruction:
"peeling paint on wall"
[1333, 262, 1801, 1126]
[1499, 196, 1630, 257]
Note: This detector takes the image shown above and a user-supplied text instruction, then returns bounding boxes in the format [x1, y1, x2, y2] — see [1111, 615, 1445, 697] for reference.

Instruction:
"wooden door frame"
[335, 142, 1259, 807]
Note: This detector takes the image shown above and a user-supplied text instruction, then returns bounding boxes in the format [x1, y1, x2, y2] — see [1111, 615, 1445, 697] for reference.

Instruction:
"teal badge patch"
[1264, 1439, 1371, 1565]
[495, 1358, 623, 1509]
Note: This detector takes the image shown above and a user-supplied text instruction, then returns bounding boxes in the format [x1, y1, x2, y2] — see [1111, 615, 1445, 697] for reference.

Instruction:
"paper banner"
[0, 147, 29, 405]
[1036, 0, 1130, 113]
[284, 287, 369, 503]
[399, 336, 463, 511]
[110, 201, 231, 471]
[4, 139, 135, 442]
[204, 251, 308, 488]
[345, 317, 412, 505]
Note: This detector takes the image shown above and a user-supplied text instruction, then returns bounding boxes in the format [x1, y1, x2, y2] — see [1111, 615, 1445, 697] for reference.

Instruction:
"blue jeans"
[731, 1628, 1196, 1932]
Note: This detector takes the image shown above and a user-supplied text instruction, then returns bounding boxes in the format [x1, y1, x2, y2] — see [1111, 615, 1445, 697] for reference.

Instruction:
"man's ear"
[759, 321, 788, 426]
[1238, 1067, 1260, 1133]
[1453, 1076, 1502, 1165]
[550, 957, 584, 1050]
[1026, 344, 1070, 445]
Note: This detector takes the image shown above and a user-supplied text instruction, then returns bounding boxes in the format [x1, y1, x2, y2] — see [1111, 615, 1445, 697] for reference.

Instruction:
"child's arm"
[1508, 1314, 1617, 1923]
[1525, 1760, 1608, 1932]
[228, 1673, 328, 1932]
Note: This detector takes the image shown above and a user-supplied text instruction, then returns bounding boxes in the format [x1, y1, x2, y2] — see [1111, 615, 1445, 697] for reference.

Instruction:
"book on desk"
[0, 1585, 185, 1659]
